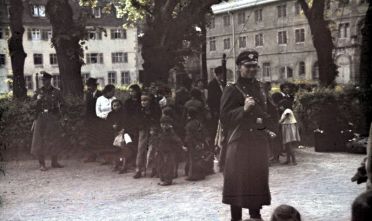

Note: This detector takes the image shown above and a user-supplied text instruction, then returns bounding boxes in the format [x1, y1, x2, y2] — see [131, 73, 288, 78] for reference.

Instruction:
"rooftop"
[211, 0, 280, 14]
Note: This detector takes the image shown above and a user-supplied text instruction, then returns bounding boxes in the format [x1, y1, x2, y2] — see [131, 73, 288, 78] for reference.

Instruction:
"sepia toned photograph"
[0, 0, 371, 220]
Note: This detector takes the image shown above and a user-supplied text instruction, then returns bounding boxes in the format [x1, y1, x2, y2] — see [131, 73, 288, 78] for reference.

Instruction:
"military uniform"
[220, 50, 276, 220]
[31, 73, 65, 169]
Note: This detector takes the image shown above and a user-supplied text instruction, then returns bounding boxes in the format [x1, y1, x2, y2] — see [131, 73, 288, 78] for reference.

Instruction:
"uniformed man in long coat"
[220, 50, 276, 221]
[31, 72, 65, 171]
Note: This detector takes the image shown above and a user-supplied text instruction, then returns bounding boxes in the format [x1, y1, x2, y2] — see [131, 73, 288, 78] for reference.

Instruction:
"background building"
[207, 0, 368, 84]
[0, 0, 142, 93]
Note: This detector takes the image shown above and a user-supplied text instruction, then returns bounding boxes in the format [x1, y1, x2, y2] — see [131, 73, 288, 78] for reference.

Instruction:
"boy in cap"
[31, 71, 65, 171]
[156, 115, 183, 186]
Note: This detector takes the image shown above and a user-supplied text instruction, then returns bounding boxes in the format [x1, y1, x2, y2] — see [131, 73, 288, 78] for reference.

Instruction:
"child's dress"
[279, 108, 301, 144]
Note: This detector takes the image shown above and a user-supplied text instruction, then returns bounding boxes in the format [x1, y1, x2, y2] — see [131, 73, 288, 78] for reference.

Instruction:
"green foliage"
[294, 86, 370, 135]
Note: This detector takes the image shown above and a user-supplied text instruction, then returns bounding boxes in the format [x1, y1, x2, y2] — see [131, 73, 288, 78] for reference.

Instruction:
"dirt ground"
[0, 148, 367, 221]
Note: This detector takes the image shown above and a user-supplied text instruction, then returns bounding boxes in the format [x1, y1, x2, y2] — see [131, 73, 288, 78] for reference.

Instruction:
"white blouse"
[96, 95, 116, 119]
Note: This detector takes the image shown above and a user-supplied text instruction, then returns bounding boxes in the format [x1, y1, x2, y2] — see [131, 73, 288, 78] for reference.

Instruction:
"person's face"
[42, 78, 52, 87]
[197, 81, 204, 89]
[87, 84, 97, 92]
[129, 88, 138, 99]
[112, 102, 121, 111]
[239, 64, 258, 79]
[106, 89, 115, 98]
[215, 73, 223, 81]
[283, 86, 290, 94]
[141, 96, 150, 107]
[161, 123, 172, 131]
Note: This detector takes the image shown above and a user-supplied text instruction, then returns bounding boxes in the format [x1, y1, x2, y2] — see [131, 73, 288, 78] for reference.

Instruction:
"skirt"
[281, 124, 301, 144]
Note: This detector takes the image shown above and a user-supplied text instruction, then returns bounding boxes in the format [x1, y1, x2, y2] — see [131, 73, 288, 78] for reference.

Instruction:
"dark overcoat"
[220, 77, 275, 209]
[31, 86, 65, 157]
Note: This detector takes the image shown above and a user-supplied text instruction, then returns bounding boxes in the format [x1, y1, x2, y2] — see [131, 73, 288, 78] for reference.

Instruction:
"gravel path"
[0, 148, 366, 221]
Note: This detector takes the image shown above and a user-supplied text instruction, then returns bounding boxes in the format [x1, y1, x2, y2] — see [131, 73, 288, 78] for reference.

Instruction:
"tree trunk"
[298, 0, 338, 87]
[46, 0, 84, 98]
[201, 19, 208, 85]
[360, 2, 372, 89]
[359, 1, 372, 134]
[8, 0, 27, 99]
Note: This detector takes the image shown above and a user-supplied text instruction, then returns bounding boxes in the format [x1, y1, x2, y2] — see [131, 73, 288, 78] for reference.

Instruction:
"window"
[108, 71, 117, 84]
[263, 63, 271, 77]
[0, 54, 5, 66]
[33, 54, 43, 66]
[295, 29, 305, 43]
[239, 36, 246, 48]
[277, 4, 287, 18]
[299, 61, 306, 76]
[223, 38, 230, 50]
[295, 3, 302, 15]
[110, 29, 127, 39]
[92, 7, 101, 18]
[112, 52, 128, 63]
[31, 28, 41, 40]
[278, 31, 287, 45]
[82, 73, 90, 83]
[49, 54, 58, 65]
[254, 9, 263, 22]
[223, 15, 230, 26]
[24, 76, 33, 90]
[338, 23, 350, 38]
[210, 17, 215, 29]
[87, 30, 102, 40]
[86, 53, 103, 64]
[280, 66, 293, 79]
[255, 33, 264, 47]
[238, 12, 245, 25]
[52, 75, 61, 88]
[121, 71, 131, 85]
[41, 29, 50, 40]
[31, 5, 45, 17]
[209, 37, 216, 51]
[0, 29, 3, 39]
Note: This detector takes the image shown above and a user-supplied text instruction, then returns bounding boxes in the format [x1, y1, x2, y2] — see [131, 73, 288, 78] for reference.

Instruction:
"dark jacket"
[123, 98, 141, 131]
[138, 102, 161, 131]
[85, 90, 103, 119]
[220, 78, 276, 144]
[207, 78, 224, 117]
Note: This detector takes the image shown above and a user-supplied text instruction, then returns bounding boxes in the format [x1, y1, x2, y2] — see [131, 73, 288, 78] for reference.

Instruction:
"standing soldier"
[220, 50, 276, 221]
[31, 72, 65, 171]
[83, 78, 103, 163]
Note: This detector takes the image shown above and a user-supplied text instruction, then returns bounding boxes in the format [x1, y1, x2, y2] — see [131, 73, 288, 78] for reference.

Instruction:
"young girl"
[279, 108, 301, 165]
[106, 99, 133, 173]
[270, 204, 302, 221]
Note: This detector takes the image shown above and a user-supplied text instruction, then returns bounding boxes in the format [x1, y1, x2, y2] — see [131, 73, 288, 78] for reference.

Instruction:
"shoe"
[133, 171, 142, 179]
[118, 168, 127, 174]
[158, 181, 172, 186]
[39, 165, 48, 171]
[292, 162, 298, 166]
[282, 161, 290, 165]
[51, 162, 64, 168]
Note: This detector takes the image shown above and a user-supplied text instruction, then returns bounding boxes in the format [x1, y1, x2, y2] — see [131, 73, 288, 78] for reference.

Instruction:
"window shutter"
[25, 28, 31, 40]
[41, 29, 48, 40]
[97, 31, 102, 40]
[99, 54, 103, 63]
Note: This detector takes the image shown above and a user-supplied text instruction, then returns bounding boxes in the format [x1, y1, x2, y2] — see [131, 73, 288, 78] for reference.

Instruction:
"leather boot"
[39, 156, 48, 171]
[51, 156, 64, 168]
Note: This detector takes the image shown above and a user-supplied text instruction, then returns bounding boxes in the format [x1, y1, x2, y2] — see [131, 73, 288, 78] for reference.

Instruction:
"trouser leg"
[38, 155, 46, 166]
[230, 205, 242, 221]
[249, 207, 262, 219]
[51, 155, 64, 168]
[136, 130, 149, 173]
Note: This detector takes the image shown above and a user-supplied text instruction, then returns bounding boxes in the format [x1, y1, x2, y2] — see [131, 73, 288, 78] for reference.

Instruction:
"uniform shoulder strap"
[233, 83, 249, 98]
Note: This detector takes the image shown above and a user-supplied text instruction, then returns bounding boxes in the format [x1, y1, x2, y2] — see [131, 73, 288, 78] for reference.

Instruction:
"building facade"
[207, 0, 369, 84]
[0, 0, 142, 93]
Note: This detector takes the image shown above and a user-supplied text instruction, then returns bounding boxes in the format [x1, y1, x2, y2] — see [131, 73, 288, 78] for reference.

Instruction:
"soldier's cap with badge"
[41, 71, 52, 79]
[236, 49, 259, 66]
[86, 77, 99, 86]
